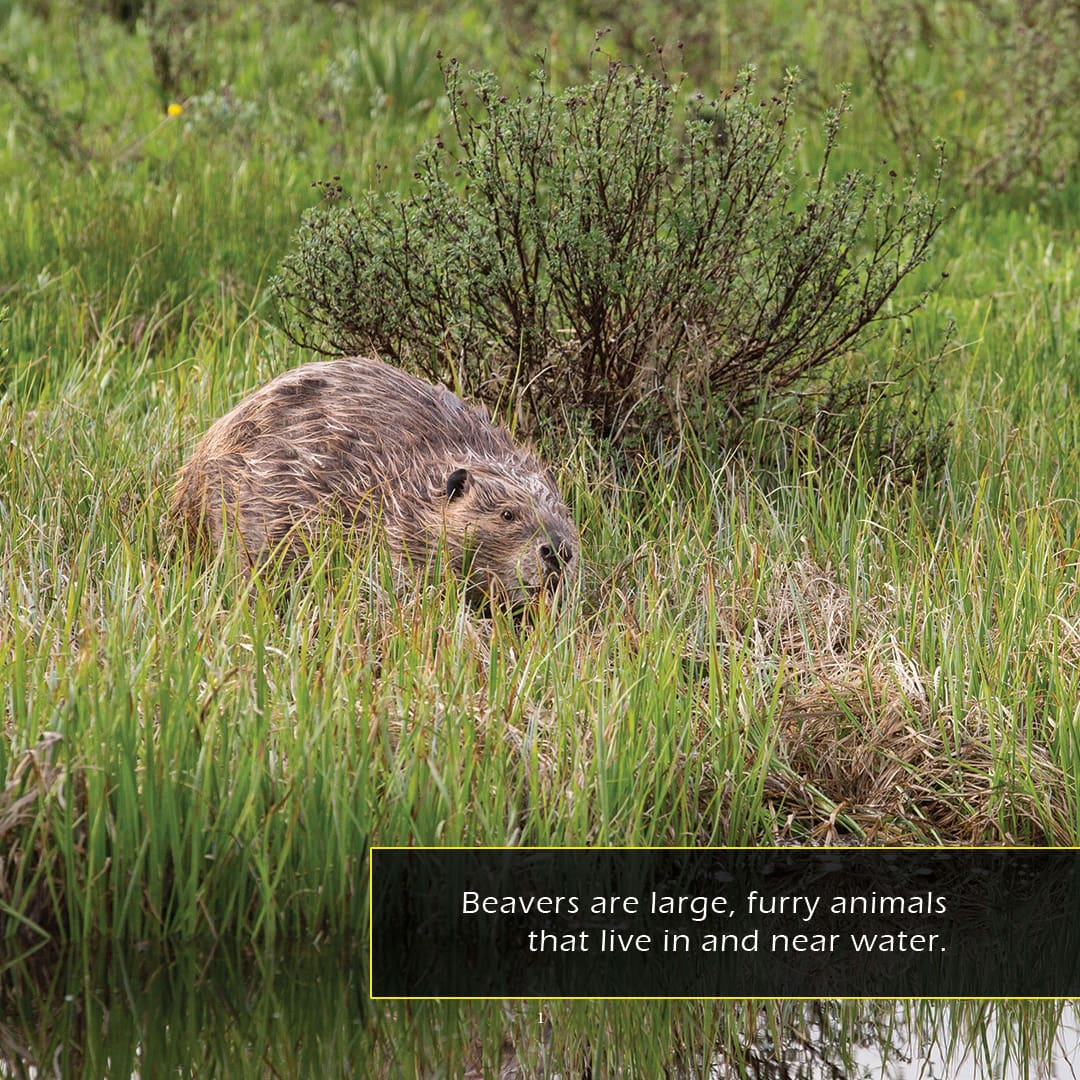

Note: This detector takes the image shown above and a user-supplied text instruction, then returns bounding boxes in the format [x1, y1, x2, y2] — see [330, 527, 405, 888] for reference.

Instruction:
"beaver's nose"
[539, 538, 574, 573]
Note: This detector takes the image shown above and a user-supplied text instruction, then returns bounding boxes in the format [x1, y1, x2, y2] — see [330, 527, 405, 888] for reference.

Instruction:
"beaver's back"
[171, 357, 550, 568]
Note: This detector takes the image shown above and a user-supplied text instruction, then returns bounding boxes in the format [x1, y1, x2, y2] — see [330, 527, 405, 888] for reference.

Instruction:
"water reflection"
[0, 942, 377, 1079]
[0, 943, 1075, 1078]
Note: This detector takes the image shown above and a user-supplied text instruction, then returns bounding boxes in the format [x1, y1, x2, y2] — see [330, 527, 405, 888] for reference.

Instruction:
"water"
[1, 944, 1075, 1078]
[848, 1009, 1080, 1080]
[731, 1003, 1080, 1080]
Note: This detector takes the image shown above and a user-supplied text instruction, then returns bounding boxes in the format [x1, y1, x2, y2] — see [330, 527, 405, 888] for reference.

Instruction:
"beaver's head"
[430, 463, 579, 609]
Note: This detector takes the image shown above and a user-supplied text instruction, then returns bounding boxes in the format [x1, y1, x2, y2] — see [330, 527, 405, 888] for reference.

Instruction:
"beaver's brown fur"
[171, 357, 579, 606]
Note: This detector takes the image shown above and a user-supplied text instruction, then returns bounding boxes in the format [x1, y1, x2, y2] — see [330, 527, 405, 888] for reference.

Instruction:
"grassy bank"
[2, 1, 1079, 1075]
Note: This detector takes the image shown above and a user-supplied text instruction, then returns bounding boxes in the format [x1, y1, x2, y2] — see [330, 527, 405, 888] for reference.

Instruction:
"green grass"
[2, 1, 1080, 1076]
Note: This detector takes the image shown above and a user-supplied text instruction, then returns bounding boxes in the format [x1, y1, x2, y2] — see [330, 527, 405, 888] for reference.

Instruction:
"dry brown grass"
[712, 557, 1069, 844]
[0, 732, 71, 943]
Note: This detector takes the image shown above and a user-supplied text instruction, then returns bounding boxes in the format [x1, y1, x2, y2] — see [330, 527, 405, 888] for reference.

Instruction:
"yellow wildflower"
[167, 102, 183, 117]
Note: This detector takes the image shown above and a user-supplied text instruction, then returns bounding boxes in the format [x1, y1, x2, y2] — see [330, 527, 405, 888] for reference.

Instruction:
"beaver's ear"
[445, 468, 471, 501]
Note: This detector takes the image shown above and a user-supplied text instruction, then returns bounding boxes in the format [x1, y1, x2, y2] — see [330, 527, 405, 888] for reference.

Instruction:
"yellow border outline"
[368, 844, 1079, 1002]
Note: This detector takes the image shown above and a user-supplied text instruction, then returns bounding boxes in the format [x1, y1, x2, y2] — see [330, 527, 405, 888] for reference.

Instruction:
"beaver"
[171, 357, 579, 607]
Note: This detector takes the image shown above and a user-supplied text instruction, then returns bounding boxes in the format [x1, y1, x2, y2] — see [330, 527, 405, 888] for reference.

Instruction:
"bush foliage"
[274, 50, 948, 454]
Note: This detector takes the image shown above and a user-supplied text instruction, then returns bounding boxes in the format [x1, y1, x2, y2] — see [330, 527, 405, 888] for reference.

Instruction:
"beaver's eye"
[501, 509, 515, 522]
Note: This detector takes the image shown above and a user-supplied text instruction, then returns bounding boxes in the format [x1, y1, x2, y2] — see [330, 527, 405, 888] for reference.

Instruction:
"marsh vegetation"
[2, 0, 1079, 1075]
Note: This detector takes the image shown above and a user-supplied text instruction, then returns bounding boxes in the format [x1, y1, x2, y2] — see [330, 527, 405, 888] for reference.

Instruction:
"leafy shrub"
[274, 49, 948, 457]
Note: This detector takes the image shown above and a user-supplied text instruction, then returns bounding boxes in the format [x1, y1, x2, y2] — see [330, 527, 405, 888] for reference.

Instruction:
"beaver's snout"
[539, 535, 576, 576]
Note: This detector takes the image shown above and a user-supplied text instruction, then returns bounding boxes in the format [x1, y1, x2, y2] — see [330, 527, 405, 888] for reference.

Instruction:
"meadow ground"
[1, 1, 1079, 1075]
